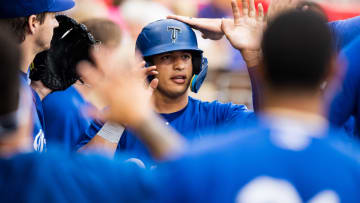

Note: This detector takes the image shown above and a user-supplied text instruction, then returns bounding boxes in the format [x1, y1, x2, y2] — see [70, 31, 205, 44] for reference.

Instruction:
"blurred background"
[65, 0, 360, 109]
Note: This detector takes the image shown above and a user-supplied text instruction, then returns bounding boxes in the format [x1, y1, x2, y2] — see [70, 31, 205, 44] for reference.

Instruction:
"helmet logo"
[167, 26, 181, 43]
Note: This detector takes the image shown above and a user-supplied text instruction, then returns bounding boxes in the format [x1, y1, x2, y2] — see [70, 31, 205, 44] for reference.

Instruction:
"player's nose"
[173, 57, 185, 71]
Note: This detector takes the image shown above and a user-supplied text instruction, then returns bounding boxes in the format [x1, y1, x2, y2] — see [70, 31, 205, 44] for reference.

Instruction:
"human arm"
[77, 121, 124, 158]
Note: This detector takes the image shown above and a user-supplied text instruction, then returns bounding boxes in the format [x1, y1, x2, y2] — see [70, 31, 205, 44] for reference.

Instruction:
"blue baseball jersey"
[154, 121, 360, 203]
[0, 148, 155, 203]
[42, 86, 92, 152]
[19, 72, 46, 152]
[329, 36, 360, 136]
[77, 97, 253, 162]
[328, 16, 360, 50]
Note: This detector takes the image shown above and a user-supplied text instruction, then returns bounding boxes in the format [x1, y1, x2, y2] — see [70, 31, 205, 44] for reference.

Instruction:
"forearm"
[241, 50, 262, 112]
[78, 135, 118, 158]
[78, 122, 124, 158]
[248, 65, 262, 112]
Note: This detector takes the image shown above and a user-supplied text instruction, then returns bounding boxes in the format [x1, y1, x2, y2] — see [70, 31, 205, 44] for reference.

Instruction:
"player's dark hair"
[81, 18, 122, 48]
[0, 27, 21, 115]
[296, 1, 327, 20]
[261, 10, 334, 91]
[0, 13, 48, 43]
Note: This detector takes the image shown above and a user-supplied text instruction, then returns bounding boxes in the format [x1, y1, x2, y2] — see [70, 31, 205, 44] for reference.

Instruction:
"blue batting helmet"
[136, 19, 208, 93]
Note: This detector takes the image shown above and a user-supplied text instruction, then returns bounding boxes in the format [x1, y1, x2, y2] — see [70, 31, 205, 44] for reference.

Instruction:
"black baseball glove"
[30, 15, 97, 91]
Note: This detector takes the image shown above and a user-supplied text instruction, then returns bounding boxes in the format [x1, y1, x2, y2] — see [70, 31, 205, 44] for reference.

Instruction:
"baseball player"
[0, 0, 75, 152]
[76, 15, 259, 162]
[78, 4, 360, 202]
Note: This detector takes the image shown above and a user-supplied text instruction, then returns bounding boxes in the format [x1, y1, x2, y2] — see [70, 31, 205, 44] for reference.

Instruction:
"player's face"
[152, 51, 193, 99]
[35, 13, 59, 52]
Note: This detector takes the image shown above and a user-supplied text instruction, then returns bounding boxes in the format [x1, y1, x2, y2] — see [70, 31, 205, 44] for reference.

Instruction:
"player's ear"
[27, 15, 40, 35]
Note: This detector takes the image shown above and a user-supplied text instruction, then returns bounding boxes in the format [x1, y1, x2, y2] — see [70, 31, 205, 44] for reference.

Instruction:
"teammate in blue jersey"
[328, 15, 360, 51]
[329, 36, 360, 136]
[77, 14, 258, 161]
[78, 2, 360, 201]
[0, 0, 75, 152]
[42, 86, 92, 151]
[42, 19, 122, 152]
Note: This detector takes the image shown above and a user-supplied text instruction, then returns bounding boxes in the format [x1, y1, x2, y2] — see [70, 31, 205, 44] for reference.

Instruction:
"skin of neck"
[153, 89, 189, 114]
[261, 87, 325, 119]
[19, 38, 39, 74]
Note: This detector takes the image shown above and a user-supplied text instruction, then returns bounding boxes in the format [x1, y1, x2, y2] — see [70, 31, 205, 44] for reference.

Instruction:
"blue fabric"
[19, 72, 46, 152]
[328, 16, 360, 51]
[42, 86, 92, 152]
[154, 122, 360, 203]
[77, 97, 253, 163]
[0, 0, 75, 18]
[329, 36, 360, 136]
[0, 148, 155, 203]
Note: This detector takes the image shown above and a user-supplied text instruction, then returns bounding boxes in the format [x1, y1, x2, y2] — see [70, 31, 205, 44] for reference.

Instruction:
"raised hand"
[221, 0, 265, 51]
[78, 47, 156, 127]
[167, 15, 225, 40]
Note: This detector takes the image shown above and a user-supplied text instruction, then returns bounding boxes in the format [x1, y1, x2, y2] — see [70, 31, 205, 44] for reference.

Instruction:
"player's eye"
[160, 55, 171, 61]
[182, 54, 191, 60]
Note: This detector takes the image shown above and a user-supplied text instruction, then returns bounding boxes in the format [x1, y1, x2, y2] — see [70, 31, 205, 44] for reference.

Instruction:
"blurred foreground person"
[79, 4, 360, 202]
[42, 18, 122, 152]
[0, 28, 157, 203]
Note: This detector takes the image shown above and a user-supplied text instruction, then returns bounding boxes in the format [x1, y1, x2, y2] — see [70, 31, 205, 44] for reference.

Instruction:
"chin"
[157, 86, 189, 99]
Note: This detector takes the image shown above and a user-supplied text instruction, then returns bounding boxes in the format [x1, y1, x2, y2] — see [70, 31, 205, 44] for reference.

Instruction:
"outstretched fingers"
[258, 3, 264, 21]
[232, 0, 242, 25]
[249, 0, 256, 17]
[241, 0, 249, 16]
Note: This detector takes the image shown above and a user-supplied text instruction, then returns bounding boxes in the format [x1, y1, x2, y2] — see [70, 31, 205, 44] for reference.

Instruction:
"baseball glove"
[30, 15, 97, 91]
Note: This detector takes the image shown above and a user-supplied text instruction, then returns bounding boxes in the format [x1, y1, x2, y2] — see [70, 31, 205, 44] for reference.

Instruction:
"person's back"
[155, 122, 360, 202]
[0, 148, 155, 203]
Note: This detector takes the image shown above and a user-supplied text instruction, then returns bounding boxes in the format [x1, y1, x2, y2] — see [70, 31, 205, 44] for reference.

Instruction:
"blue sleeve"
[75, 119, 104, 150]
[329, 37, 360, 126]
[219, 102, 253, 124]
[328, 16, 360, 51]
